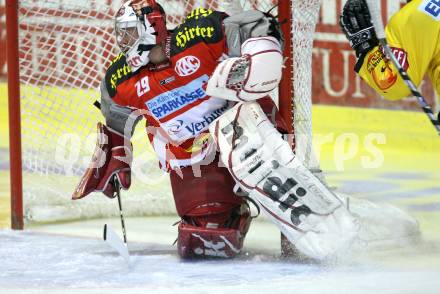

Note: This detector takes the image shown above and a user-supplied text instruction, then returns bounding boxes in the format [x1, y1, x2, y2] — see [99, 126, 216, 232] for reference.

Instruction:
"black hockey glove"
[264, 10, 284, 48]
[339, 0, 378, 58]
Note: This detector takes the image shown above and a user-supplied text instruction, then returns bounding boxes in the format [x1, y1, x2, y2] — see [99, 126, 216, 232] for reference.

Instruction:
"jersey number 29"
[135, 77, 150, 97]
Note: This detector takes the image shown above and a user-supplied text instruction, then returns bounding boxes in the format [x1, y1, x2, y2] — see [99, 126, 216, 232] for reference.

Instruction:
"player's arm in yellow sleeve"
[341, 0, 440, 101]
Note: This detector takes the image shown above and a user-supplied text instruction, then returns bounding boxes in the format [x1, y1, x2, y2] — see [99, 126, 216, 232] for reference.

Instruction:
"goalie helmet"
[115, 0, 167, 71]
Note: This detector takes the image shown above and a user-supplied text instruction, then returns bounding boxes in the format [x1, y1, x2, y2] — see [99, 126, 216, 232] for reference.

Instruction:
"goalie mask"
[115, 0, 167, 71]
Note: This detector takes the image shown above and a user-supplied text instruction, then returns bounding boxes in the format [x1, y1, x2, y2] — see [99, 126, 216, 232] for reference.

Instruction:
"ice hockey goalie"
[72, 0, 418, 260]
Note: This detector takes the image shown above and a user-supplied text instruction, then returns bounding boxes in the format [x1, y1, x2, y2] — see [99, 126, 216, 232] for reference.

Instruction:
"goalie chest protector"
[102, 9, 235, 170]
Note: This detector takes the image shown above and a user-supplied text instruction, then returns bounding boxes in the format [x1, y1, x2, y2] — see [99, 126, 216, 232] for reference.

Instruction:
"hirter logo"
[175, 56, 200, 76]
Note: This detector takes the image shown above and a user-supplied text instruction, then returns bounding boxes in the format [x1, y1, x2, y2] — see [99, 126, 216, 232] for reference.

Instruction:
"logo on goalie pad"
[192, 233, 240, 258]
[219, 118, 336, 227]
[262, 173, 312, 226]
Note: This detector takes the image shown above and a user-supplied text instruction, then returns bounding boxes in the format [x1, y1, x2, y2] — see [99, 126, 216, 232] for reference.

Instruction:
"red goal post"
[5, 0, 322, 228]
[6, 0, 24, 229]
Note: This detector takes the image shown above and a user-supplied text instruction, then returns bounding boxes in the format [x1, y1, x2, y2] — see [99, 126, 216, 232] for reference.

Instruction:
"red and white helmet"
[115, 0, 167, 71]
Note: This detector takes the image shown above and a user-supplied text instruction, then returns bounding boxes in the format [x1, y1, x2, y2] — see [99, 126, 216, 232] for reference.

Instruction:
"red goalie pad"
[170, 152, 252, 258]
[72, 122, 132, 199]
[177, 209, 251, 258]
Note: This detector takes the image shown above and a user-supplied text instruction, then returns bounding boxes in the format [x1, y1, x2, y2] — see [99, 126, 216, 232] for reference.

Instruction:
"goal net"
[6, 0, 322, 224]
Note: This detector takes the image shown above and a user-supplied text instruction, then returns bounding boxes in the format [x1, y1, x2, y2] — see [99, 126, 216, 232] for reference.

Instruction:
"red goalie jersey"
[103, 9, 234, 171]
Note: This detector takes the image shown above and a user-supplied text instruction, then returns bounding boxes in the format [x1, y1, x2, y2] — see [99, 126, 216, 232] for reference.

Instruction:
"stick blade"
[103, 224, 130, 263]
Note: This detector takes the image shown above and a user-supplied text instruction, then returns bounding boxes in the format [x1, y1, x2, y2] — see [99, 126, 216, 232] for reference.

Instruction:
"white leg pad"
[209, 102, 360, 260]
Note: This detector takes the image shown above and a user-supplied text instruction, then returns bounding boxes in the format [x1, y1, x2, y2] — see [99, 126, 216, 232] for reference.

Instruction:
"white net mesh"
[15, 0, 321, 223]
[291, 0, 322, 170]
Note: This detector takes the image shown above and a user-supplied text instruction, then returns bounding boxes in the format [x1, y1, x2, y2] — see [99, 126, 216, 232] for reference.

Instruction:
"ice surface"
[2, 166, 439, 293]
[1, 217, 440, 294]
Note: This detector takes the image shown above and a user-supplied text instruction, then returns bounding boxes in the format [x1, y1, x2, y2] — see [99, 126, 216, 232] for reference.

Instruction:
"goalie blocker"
[206, 36, 283, 102]
[209, 102, 360, 260]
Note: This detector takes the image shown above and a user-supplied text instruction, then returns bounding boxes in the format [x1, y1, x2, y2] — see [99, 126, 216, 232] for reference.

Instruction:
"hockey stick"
[93, 98, 130, 261]
[103, 177, 130, 263]
[114, 178, 128, 244]
[365, 0, 440, 135]
[103, 224, 130, 262]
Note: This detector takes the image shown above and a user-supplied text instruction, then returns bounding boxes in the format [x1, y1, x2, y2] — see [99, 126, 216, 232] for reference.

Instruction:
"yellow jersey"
[357, 0, 440, 102]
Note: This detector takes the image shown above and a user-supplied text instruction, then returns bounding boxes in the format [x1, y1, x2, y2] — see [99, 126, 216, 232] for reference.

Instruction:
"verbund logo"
[167, 120, 184, 135]
[175, 56, 200, 76]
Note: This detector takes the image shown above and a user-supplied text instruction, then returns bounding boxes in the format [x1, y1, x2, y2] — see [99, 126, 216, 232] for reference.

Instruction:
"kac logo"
[127, 56, 143, 68]
[175, 56, 200, 76]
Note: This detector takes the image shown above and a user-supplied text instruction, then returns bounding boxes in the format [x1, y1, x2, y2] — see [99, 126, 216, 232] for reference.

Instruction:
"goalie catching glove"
[206, 36, 283, 102]
[209, 102, 360, 260]
[72, 122, 132, 199]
